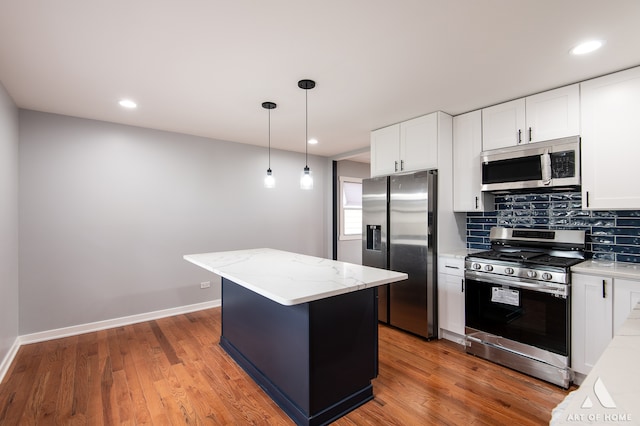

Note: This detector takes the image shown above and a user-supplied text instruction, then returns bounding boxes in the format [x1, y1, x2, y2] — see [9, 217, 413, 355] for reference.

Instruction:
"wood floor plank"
[84, 335, 105, 426]
[118, 324, 154, 426]
[70, 331, 94, 421]
[100, 355, 118, 425]
[21, 338, 74, 424]
[168, 328, 237, 423]
[150, 320, 182, 366]
[130, 322, 165, 383]
[0, 343, 47, 424]
[129, 322, 173, 425]
[0, 307, 571, 425]
[55, 336, 79, 424]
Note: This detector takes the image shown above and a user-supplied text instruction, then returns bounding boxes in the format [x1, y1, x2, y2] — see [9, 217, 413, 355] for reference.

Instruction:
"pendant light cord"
[297, 79, 315, 183]
[305, 89, 309, 167]
[268, 107, 271, 169]
[262, 101, 276, 172]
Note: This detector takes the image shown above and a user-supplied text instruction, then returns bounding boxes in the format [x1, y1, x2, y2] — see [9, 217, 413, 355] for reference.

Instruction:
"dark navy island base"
[219, 277, 378, 426]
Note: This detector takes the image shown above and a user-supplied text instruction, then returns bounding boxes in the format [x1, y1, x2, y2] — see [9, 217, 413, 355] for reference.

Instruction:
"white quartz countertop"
[184, 248, 408, 306]
[438, 250, 471, 259]
[572, 260, 640, 280]
[551, 302, 640, 424]
[438, 248, 484, 259]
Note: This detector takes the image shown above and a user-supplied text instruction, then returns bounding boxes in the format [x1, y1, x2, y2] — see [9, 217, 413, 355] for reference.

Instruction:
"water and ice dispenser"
[366, 225, 382, 251]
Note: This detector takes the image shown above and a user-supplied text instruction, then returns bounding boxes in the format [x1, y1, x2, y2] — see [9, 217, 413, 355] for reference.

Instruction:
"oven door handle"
[465, 270, 568, 297]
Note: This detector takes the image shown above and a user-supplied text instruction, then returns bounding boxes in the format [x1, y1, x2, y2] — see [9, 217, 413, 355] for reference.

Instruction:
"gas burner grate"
[468, 250, 584, 269]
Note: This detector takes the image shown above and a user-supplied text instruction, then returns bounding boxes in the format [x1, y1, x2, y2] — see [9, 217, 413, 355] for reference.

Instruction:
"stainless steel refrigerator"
[362, 170, 437, 339]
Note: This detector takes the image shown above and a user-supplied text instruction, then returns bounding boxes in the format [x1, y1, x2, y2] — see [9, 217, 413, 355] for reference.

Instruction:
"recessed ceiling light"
[571, 40, 604, 55]
[308, 138, 318, 145]
[118, 99, 137, 109]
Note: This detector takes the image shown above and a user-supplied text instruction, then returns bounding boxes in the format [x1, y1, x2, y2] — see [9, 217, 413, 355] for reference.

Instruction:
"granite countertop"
[551, 302, 640, 424]
[184, 248, 408, 306]
[572, 260, 640, 280]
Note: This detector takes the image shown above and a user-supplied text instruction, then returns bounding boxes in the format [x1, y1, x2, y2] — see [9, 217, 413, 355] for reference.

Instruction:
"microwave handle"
[541, 150, 551, 185]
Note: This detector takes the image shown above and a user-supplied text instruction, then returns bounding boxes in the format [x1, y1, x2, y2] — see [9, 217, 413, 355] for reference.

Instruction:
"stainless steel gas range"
[464, 227, 586, 388]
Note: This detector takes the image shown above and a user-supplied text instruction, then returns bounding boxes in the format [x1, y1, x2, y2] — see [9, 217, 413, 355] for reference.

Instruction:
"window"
[339, 177, 362, 240]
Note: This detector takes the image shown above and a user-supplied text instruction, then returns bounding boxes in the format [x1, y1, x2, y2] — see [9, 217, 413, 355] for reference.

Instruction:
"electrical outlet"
[200, 281, 211, 289]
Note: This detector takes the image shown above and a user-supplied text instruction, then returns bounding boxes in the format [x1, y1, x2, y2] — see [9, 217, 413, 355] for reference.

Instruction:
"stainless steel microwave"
[481, 136, 580, 192]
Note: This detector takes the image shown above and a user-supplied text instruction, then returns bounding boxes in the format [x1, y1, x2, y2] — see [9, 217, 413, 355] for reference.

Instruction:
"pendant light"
[298, 79, 315, 190]
[262, 101, 276, 188]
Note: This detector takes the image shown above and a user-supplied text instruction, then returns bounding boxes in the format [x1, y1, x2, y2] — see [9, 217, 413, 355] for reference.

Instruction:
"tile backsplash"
[466, 191, 640, 264]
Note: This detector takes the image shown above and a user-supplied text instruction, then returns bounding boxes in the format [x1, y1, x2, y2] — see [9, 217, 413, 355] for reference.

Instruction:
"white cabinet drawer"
[438, 256, 464, 277]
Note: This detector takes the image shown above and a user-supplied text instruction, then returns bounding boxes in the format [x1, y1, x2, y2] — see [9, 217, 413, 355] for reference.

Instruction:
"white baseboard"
[0, 337, 21, 385]
[439, 328, 466, 346]
[572, 371, 586, 386]
[19, 299, 221, 345]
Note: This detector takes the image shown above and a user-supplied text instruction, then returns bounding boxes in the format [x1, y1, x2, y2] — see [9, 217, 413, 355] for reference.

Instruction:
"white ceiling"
[1, 1, 639, 161]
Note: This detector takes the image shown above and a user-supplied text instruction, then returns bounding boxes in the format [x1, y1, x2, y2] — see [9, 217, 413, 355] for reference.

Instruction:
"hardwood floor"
[0, 308, 570, 425]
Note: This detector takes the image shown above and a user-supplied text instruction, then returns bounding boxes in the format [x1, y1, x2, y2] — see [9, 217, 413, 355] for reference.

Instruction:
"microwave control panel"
[550, 151, 575, 179]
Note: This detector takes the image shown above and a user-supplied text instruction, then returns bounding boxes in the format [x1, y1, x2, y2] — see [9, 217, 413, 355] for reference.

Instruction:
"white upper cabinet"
[482, 84, 580, 151]
[400, 113, 438, 172]
[453, 110, 490, 211]
[370, 112, 439, 177]
[580, 66, 640, 209]
[525, 84, 580, 143]
[371, 124, 400, 177]
[482, 99, 525, 151]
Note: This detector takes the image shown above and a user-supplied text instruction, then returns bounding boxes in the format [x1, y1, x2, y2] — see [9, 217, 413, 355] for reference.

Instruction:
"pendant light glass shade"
[262, 101, 277, 188]
[298, 79, 315, 190]
[264, 168, 275, 188]
[300, 166, 313, 190]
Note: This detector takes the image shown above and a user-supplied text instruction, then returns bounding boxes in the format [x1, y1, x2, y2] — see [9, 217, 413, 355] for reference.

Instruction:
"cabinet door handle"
[401, 160, 404, 171]
[529, 127, 532, 142]
[602, 279, 606, 298]
[395, 161, 398, 172]
[461, 279, 464, 293]
[586, 191, 590, 208]
[475, 196, 479, 209]
[518, 129, 522, 144]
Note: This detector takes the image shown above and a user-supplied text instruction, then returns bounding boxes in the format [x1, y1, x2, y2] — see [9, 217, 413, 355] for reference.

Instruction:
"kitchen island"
[184, 248, 408, 426]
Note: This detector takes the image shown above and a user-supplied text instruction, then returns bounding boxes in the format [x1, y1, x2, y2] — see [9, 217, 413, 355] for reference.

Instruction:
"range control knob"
[504, 267, 514, 275]
[527, 270, 537, 278]
[484, 265, 494, 272]
[473, 263, 482, 270]
[542, 273, 553, 280]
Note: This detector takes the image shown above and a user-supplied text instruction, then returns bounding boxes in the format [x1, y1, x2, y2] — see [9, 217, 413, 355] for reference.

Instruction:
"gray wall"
[19, 110, 329, 334]
[0, 81, 19, 362]
[336, 160, 370, 264]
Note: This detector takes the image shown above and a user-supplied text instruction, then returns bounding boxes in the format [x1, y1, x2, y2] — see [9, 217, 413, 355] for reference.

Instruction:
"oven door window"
[482, 155, 542, 184]
[465, 278, 568, 356]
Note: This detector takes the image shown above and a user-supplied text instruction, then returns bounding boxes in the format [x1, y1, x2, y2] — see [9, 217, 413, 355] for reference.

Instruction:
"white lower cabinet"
[572, 273, 640, 377]
[438, 256, 465, 342]
[571, 273, 613, 376]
